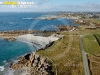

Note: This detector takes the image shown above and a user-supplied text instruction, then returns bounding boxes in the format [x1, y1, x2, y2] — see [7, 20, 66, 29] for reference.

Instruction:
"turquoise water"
[0, 38, 37, 66]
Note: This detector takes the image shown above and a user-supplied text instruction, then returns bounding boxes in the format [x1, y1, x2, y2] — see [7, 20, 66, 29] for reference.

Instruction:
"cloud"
[31, 2, 100, 12]
[37, 0, 49, 5]
[79, 2, 100, 11]
[0, 1, 100, 12]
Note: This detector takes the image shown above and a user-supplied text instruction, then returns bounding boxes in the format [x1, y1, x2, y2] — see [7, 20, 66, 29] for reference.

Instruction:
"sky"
[0, 0, 100, 12]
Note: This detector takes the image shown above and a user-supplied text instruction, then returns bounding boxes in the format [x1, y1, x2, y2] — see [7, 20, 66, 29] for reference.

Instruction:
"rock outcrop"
[4, 37, 16, 41]
[10, 52, 54, 75]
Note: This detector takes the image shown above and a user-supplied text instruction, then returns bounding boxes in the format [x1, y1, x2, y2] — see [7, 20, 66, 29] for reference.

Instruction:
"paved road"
[79, 35, 91, 75]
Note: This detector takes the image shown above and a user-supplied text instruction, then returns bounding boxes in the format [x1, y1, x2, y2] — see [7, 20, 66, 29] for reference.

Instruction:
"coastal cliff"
[10, 52, 54, 75]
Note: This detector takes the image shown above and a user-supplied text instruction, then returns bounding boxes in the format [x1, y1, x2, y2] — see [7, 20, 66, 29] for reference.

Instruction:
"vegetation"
[36, 28, 100, 75]
[94, 34, 100, 43]
[35, 13, 100, 75]
[85, 19, 100, 24]
[88, 54, 100, 75]
[36, 34, 84, 75]
[82, 34, 100, 75]
[82, 35, 100, 54]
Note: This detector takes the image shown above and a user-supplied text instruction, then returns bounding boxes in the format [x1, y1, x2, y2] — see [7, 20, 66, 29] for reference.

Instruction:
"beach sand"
[16, 34, 60, 49]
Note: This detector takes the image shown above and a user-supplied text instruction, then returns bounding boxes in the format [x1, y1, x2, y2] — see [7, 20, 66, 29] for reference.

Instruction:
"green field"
[95, 34, 100, 43]
[36, 27, 100, 75]
[82, 35, 100, 54]
[36, 34, 84, 75]
[82, 34, 100, 75]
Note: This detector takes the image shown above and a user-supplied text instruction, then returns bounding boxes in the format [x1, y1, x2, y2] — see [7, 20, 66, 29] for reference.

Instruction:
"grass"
[36, 34, 84, 75]
[82, 35, 100, 54]
[35, 26, 100, 75]
[95, 34, 100, 42]
[81, 30, 100, 75]
[86, 19, 100, 24]
[88, 54, 100, 75]
[36, 29, 100, 75]
[63, 28, 100, 36]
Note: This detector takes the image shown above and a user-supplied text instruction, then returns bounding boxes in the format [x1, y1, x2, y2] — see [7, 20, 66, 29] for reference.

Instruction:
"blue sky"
[0, 0, 100, 12]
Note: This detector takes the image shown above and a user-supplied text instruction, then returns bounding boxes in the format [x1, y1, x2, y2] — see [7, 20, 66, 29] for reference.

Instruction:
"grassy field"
[85, 19, 100, 24]
[95, 34, 100, 43]
[82, 35, 100, 54]
[88, 54, 100, 75]
[82, 34, 100, 75]
[36, 34, 84, 75]
[36, 28, 100, 75]
[62, 28, 100, 35]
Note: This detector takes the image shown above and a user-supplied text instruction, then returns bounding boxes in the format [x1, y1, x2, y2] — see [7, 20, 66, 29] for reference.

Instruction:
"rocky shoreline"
[4, 37, 16, 41]
[10, 52, 54, 75]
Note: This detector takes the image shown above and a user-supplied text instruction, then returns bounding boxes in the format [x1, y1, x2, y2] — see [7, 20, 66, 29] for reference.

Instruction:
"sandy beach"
[16, 34, 60, 49]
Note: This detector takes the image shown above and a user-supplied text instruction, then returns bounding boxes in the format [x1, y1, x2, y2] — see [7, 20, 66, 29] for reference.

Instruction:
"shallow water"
[0, 38, 37, 67]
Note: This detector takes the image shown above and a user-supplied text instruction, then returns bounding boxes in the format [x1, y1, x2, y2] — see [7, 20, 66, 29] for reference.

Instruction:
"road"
[79, 35, 91, 75]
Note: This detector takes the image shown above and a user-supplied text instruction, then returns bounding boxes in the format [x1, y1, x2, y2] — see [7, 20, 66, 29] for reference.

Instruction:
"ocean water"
[0, 38, 37, 65]
[0, 12, 77, 31]
[0, 12, 78, 73]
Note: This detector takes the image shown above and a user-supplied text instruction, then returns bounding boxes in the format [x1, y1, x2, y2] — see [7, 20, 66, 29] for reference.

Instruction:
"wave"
[4, 68, 15, 75]
[3, 60, 7, 63]
[0, 66, 4, 71]
[22, 17, 33, 20]
[8, 22, 13, 24]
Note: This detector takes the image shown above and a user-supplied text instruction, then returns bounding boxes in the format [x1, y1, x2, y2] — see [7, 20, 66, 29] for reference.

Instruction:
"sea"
[0, 12, 78, 74]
